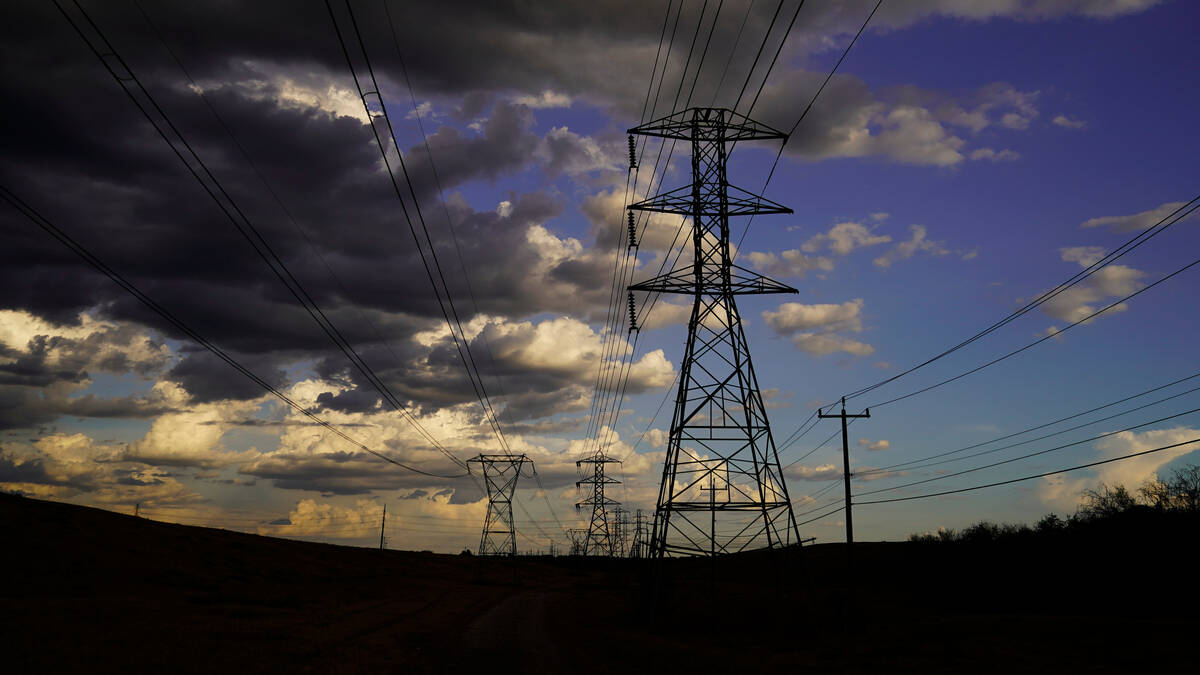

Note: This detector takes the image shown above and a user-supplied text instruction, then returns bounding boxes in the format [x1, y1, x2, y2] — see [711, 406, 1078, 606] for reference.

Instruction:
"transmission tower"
[628, 107, 802, 557]
[467, 454, 531, 556]
[612, 506, 629, 557]
[575, 453, 621, 556]
[629, 509, 648, 558]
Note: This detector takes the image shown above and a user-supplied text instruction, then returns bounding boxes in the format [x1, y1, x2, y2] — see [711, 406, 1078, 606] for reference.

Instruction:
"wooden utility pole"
[819, 397, 870, 567]
[379, 504, 386, 550]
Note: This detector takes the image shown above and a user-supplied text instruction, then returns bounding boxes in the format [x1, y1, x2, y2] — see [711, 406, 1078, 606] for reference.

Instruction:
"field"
[3, 493, 1195, 673]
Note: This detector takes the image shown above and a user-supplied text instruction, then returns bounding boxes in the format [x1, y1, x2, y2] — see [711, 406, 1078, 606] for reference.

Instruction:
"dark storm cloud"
[239, 449, 471, 494]
[315, 386, 387, 415]
[402, 102, 540, 200]
[503, 417, 588, 436]
[0, 342, 87, 389]
[0, 0, 663, 112]
[0, 323, 168, 386]
[0, 320, 178, 428]
[451, 91, 493, 121]
[0, 452, 53, 484]
[166, 347, 289, 403]
[500, 387, 592, 422]
[0, 0, 725, 416]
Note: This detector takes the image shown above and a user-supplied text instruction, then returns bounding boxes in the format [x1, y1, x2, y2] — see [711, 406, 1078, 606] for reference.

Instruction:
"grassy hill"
[2, 493, 1195, 673]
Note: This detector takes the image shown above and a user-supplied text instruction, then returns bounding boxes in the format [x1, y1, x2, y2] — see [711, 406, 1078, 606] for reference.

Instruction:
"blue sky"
[1, 0, 1197, 552]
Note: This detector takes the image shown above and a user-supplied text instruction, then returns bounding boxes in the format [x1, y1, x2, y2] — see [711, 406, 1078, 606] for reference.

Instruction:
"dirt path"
[462, 590, 563, 672]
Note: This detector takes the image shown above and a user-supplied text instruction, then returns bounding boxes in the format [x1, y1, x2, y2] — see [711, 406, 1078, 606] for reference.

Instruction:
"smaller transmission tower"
[468, 454, 531, 556]
[612, 507, 629, 557]
[575, 453, 621, 556]
[629, 509, 649, 558]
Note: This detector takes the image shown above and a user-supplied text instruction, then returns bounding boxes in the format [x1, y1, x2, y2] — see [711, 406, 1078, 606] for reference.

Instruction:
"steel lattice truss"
[468, 454, 530, 556]
[575, 454, 621, 556]
[629, 108, 802, 557]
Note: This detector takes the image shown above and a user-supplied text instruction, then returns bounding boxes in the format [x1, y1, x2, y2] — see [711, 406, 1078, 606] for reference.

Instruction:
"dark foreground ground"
[2, 494, 1196, 673]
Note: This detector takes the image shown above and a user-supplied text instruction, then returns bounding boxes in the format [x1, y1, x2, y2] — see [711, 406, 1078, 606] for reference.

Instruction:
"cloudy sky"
[2, 0, 1197, 552]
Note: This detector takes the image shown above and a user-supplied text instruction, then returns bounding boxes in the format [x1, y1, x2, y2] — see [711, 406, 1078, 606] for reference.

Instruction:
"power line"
[578, 1, 701, 459]
[858, 371, 1200, 477]
[683, 0, 726, 107]
[777, 410, 821, 451]
[854, 404, 1200, 498]
[710, 0, 757, 107]
[0, 183, 466, 480]
[804, 479, 843, 503]
[856, 435, 1200, 506]
[796, 504, 844, 528]
[646, 0, 687, 122]
[381, 0, 520, 442]
[743, 0, 807, 117]
[584, 0, 679, 449]
[325, 0, 512, 459]
[865, 221, 1200, 409]
[325, 4, 549, 556]
[667, 0, 714, 121]
[783, 417, 859, 470]
[843, 195, 1200, 404]
[591, 0, 769, 460]
[378, 0, 570, 548]
[733, 0, 882, 254]
[722, 4, 882, 453]
[130, 0, 436, 430]
[794, 495, 842, 519]
[587, 0, 726, 461]
[732, 0, 786, 112]
[55, 0, 468, 471]
[641, 0, 679, 123]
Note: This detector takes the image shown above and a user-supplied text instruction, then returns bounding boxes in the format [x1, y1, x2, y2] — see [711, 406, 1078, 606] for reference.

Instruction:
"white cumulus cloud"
[1080, 201, 1194, 233]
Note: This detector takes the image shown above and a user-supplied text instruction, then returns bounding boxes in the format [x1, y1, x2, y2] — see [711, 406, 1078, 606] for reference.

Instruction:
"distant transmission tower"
[575, 453, 621, 556]
[629, 509, 648, 558]
[612, 506, 629, 557]
[629, 108, 801, 557]
[468, 454, 531, 556]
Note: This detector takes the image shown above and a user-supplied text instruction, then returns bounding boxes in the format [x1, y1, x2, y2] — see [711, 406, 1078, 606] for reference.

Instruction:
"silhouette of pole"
[819, 397, 869, 569]
[379, 504, 386, 550]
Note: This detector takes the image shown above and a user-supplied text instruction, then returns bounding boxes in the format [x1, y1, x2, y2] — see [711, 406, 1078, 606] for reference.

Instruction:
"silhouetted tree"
[1076, 482, 1137, 520]
[907, 464, 1200, 543]
[1167, 464, 1200, 512]
[1035, 513, 1065, 533]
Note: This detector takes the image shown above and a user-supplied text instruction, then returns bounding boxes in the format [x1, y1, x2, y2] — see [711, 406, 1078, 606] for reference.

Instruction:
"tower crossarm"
[629, 183, 793, 217]
[629, 107, 788, 142]
[629, 264, 798, 295]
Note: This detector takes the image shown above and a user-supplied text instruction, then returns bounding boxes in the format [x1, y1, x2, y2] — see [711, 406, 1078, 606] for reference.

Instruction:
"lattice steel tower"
[575, 453, 621, 556]
[628, 108, 801, 557]
[467, 454, 531, 556]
